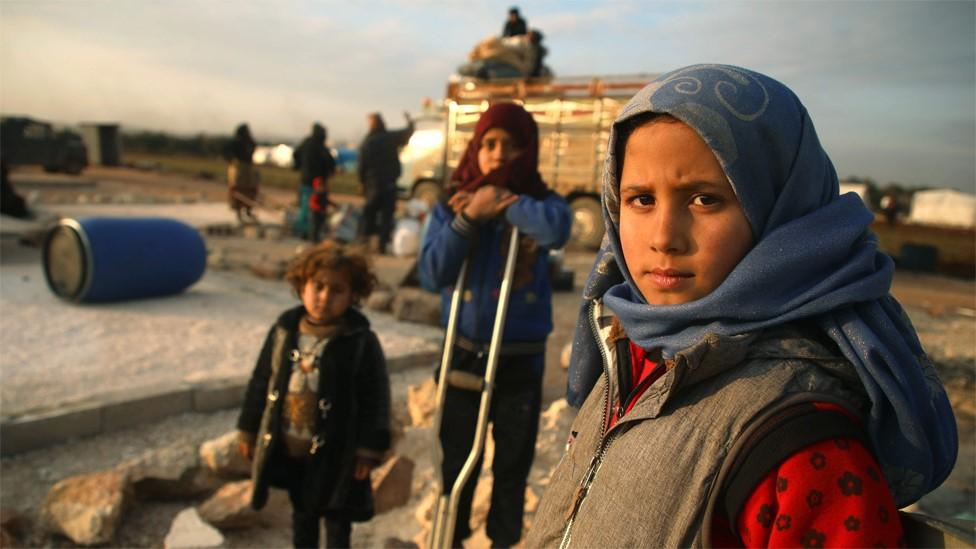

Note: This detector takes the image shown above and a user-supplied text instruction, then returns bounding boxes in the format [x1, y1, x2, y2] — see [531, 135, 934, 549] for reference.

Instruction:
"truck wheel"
[570, 197, 604, 250]
[413, 180, 442, 207]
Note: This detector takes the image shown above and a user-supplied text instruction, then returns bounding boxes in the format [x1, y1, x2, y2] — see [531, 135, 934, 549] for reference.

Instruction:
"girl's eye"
[692, 194, 720, 206]
[629, 194, 654, 207]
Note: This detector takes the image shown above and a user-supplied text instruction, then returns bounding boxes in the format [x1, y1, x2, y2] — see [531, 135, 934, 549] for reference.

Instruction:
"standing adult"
[357, 112, 414, 254]
[502, 7, 527, 37]
[293, 123, 336, 240]
[418, 103, 571, 548]
[223, 123, 258, 223]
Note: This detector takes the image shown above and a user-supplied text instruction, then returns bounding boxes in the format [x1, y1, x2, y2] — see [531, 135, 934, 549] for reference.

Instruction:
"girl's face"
[301, 268, 356, 324]
[619, 120, 753, 305]
[478, 127, 521, 174]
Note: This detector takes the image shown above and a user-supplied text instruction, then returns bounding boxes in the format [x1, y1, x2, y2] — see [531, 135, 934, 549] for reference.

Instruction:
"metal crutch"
[428, 227, 521, 549]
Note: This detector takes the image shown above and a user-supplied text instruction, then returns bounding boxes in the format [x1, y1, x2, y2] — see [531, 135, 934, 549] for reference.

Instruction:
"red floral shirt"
[617, 341, 904, 548]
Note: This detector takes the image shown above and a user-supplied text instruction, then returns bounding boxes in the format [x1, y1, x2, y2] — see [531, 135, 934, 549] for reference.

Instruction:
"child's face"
[618, 120, 753, 305]
[478, 127, 521, 175]
[301, 268, 356, 324]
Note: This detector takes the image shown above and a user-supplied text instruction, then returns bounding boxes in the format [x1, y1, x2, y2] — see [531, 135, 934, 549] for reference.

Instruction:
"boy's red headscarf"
[449, 102, 549, 199]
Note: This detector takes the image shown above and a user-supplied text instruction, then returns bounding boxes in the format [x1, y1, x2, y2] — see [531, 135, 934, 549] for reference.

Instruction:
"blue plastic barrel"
[42, 217, 207, 302]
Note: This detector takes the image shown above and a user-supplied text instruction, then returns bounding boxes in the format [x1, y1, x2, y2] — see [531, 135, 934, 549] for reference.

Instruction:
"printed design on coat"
[282, 334, 328, 456]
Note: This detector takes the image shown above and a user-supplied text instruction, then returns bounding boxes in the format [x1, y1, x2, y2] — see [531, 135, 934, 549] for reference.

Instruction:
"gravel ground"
[0, 240, 442, 419]
[2, 168, 973, 546]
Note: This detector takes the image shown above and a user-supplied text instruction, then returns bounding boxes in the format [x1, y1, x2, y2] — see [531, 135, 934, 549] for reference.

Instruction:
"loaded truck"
[396, 74, 655, 249]
[0, 116, 88, 174]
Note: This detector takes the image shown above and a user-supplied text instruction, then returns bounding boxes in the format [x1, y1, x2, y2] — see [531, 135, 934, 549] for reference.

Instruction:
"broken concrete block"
[241, 225, 262, 240]
[561, 342, 573, 370]
[407, 378, 437, 427]
[366, 290, 395, 312]
[199, 431, 251, 479]
[40, 470, 129, 545]
[164, 508, 224, 549]
[247, 260, 286, 280]
[391, 288, 441, 326]
[119, 442, 222, 500]
[197, 480, 260, 530]
[372, 455, 415, 515]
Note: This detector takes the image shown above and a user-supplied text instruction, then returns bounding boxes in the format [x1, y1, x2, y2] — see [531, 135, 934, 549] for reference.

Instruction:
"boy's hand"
[462, 185, 519, 222]
[448, 191, 472, 215]
[353, 456, 378, 480]
[237, 431, 256, 461]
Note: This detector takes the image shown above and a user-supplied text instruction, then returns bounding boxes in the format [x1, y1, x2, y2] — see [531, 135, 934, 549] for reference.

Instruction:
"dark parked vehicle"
[1, 116, 88, 174]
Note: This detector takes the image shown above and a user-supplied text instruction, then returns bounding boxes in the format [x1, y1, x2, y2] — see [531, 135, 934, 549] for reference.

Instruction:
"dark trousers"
[438, 349, 544, 547]
[360, 187, 396, 251]
[309, 211, 328, 243]
[281, 456, 352, 548]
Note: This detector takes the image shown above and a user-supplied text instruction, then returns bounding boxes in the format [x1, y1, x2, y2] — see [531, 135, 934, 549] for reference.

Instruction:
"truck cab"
[1, 116, 88, 175]
[396, 74, 655, 249]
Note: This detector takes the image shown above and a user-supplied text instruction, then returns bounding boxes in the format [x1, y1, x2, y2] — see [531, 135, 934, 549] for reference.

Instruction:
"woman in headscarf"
[223, 123, 258, 223]
[526, 64, 957, 547]
[418, 102, 572, 548]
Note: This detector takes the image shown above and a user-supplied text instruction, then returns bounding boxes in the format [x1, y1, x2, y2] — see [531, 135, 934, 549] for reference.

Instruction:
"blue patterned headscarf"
[567, 64, 957, 506]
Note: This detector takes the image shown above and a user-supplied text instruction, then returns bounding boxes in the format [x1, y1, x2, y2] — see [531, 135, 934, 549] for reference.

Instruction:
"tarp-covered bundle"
[909, 188, 976, 229]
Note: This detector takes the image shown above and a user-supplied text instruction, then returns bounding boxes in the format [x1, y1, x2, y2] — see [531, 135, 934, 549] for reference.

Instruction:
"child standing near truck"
[237, 241, 390, 548]
[526, 64, 957, 547]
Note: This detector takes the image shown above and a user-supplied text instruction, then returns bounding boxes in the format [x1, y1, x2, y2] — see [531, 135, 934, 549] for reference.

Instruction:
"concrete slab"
[192, 378, 248, 414]
[101, 386, 193, 432]
[1, 404, 102, 456]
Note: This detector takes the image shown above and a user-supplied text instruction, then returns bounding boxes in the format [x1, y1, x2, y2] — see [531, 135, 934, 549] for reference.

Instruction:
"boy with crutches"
[419, 103, 571, 548]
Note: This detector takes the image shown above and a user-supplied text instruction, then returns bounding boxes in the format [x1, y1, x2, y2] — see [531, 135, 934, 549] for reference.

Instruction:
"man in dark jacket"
[357, 112, 413, 253]
[502, 7, 527, 37]
[293, 123, 336, 239]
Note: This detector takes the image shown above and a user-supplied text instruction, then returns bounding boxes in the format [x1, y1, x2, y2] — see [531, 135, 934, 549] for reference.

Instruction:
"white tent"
[909, 188, 976, 229]
[839, 182, 869, 205]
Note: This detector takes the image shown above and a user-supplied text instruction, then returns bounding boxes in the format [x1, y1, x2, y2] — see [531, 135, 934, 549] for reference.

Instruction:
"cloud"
[1, 0, 972, 190]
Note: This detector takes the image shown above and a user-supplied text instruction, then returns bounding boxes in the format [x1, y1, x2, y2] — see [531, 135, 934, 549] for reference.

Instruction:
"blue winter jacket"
[419, 192, 571, 344]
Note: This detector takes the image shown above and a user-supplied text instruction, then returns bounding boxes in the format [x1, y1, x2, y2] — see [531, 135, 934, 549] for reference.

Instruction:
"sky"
[1, 0, 974, 192]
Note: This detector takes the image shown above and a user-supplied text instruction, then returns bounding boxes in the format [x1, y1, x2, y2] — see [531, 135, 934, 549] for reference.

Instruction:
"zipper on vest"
[559, 429, 622, 549]
[559, 300, 617, 549]
[587, 300, 614, 437]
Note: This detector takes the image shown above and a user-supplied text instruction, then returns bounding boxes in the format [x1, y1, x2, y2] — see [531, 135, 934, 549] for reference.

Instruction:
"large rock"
[407, 378, 437, 427]
[40, 470, 129, 545]
[197, 480, 260, 530]
[366, 289, 395, 312]
[164, 508, 224, 549]
[391, 288, 441, 326]
[248, 260, 286, 280]
[532, 399, 576, 484]
[119, 442, 223, 500]
[372, 455, 415, 515]
[560, 342, 573, 370]
[199, 431, 251, 478]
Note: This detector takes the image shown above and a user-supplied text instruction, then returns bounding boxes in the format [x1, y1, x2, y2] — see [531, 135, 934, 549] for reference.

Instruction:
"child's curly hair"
[284, 240, 378, 304]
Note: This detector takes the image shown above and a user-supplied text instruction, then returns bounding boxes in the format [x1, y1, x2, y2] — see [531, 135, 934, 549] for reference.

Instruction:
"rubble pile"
[26, 425, 419, 547]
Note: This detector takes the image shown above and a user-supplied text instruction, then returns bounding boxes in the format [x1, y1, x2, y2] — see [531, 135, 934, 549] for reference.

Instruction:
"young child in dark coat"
[237, 241, 391, 548]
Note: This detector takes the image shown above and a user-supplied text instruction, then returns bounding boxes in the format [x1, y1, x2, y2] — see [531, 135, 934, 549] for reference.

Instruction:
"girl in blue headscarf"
[525, 65, 957, 548]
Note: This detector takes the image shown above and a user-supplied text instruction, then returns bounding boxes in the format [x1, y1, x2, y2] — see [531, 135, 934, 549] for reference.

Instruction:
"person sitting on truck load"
[419, 102, 571, 548]
[525, 64, 958, 547]
[458, 30, 549, 80]
[502, 6, 528, 37]
[223, 123, 258, 224]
